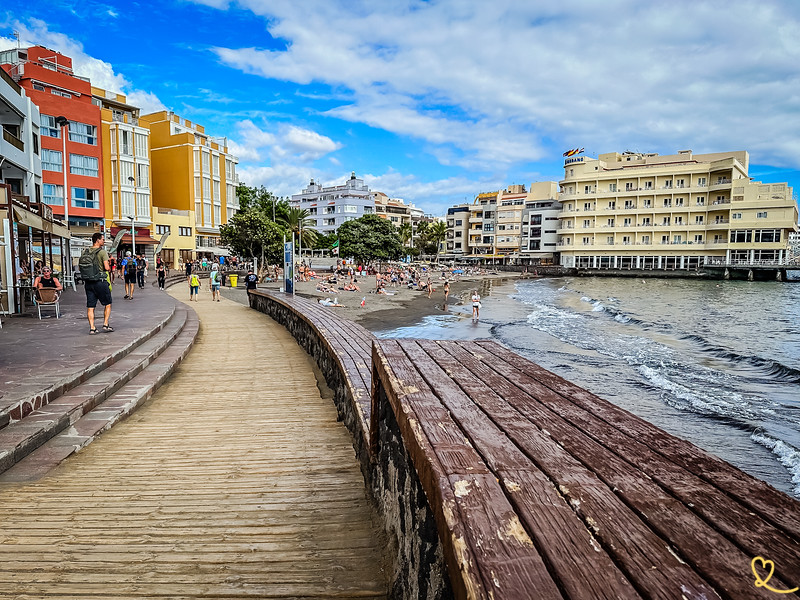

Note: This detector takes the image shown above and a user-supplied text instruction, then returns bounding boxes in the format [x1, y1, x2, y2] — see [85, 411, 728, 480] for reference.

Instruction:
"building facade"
[291, 172, 374, 235]
[557, 150, 799, 269]
[0, 64, 41, 203]
[140, 111, 238, 268]
[520, 182, 562, 264]
[93, 87, 157, 260]
[1, 46, 104, 240]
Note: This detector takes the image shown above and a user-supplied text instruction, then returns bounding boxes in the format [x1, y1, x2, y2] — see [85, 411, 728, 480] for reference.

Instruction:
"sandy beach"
[254, 269, 522, 331]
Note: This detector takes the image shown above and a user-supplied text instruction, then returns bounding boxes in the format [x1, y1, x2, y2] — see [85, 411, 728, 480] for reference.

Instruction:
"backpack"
[124, 258, 137, 277]
[211, 271, 219, 285]
[190, 274, 200, 287]
[79, 248, 102, 282]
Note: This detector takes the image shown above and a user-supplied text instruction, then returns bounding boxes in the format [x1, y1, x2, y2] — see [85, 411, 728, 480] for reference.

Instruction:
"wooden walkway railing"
[249, 290, 800, 600]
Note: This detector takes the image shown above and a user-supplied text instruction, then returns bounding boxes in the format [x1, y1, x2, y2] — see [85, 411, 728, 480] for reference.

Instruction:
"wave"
[751, 432, 800, 497]
[681, 334, 800, 384]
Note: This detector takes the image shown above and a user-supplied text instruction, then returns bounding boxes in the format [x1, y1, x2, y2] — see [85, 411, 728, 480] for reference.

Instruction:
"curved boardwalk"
[0, 290, 388, 599]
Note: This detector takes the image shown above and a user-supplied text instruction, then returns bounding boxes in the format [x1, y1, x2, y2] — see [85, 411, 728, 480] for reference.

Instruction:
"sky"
[2, 0, 800, 216]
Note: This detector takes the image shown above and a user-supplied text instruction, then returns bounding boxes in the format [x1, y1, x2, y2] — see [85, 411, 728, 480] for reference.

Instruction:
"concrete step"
[0, 307, 199, 477]
[0, 304, 177, 430]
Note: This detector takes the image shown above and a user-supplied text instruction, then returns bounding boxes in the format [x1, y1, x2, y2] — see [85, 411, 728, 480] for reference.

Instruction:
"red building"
[1, 46, 104, 239]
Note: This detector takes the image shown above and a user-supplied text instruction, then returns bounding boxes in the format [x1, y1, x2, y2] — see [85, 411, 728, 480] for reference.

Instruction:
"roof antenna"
[13, 31, 20, 48]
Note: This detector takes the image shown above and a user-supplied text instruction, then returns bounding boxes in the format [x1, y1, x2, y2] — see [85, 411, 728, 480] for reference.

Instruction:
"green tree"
[398, 223, 413, 247]
[279, 207, 318, 249]
[220, 208, 286, 270]
[429, 221, 448, 257]
[315, 232, 339, 250]
[338, 214, 404, 263]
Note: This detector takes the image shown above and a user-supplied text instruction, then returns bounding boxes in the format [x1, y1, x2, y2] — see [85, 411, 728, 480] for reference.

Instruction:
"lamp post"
[55, 116, 71, 279]
[128, 176, 136, 258]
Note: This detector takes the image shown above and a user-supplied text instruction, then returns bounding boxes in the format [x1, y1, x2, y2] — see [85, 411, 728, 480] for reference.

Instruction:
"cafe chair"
[34, 288, 61, 319]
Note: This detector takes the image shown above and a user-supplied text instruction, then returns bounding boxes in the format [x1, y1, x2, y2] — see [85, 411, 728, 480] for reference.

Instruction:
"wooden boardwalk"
[0, 290, 388, 599]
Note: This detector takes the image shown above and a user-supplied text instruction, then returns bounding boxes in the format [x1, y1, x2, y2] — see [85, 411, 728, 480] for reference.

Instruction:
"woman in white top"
[471, 291, 481, 320]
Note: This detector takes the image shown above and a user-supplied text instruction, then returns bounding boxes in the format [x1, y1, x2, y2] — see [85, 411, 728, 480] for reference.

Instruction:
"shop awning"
[118, 233, 160, 245]
[195, 247, 231, 256]
[12, 206, 71, 239]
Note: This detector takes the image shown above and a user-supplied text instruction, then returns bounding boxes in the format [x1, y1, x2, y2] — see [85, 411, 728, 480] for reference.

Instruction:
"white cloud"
[207, 0, 800, 169]
[0, 19, 166, 112]
[228, 119, 340, 164]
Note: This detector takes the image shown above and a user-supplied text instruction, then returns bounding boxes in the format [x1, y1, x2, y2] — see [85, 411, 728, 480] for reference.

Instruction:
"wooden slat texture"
[0, 292, 388, 600]
[372, 338, 800, 600]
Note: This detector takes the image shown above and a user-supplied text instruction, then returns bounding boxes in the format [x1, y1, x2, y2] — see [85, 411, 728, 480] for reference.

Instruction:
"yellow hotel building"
[140, 111, 238, 269]
[557, 150, 798, 270]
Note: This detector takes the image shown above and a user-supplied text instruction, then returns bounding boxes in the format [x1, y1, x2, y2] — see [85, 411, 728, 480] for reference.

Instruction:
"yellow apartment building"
[495, 184, 526, 255]
[557, 150, 798, 270]
[92, 87, 156, 261]
[139, 111, 239, 269]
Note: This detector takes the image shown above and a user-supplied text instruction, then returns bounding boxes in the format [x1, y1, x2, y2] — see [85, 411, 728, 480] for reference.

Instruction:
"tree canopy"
[220, 206, 285, 267]
[338, 214, 404, 263]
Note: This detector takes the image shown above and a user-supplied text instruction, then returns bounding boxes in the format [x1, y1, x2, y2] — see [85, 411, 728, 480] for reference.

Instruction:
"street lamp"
[55, 116, 71, 279]
[127, 176, 136, 257]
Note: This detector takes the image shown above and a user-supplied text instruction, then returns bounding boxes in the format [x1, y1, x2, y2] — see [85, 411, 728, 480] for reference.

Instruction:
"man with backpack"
[209, 264, 222, 302]
[121, 251, 137, 299]
[79, 232, 113, 334]
[136, 254, 147, 289]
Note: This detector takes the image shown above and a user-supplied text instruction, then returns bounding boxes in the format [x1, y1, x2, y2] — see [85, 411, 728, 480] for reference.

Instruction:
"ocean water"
[376, 277, 800, 498]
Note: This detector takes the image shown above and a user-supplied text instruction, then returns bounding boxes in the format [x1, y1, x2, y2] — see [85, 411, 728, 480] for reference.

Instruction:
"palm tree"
[280, 208, 318, 255]
[399, 223, 413, 247]
[429, 221, 448, 259]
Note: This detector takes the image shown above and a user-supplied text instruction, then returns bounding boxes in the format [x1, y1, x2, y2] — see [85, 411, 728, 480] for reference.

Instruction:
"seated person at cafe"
[33, 266, 63, 292]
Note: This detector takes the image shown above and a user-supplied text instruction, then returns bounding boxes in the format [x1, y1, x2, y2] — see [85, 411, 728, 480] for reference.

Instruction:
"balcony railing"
[2, 128, 24, 151]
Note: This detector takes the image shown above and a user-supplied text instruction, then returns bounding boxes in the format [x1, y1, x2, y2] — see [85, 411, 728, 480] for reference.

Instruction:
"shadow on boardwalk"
[0, 289, 390, 598]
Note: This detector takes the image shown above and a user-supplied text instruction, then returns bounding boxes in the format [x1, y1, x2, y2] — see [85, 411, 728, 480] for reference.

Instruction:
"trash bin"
[229, 274, 238, 288]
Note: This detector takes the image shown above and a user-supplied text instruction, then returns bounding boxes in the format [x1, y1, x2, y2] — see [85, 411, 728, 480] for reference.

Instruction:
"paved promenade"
[0, 287, 388, 598]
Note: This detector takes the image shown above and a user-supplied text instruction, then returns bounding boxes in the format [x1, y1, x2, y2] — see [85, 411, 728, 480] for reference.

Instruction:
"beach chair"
[33, 288, 61, 319]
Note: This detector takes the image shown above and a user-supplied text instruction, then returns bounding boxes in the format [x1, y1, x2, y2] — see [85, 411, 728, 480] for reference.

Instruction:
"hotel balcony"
[706, 220, 731, 229]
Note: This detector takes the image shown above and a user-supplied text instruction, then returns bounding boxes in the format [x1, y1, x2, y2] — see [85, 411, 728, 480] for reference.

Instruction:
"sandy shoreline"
[256, 270, 521, 331]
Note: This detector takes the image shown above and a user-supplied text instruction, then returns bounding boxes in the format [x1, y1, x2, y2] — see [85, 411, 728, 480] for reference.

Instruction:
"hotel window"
[673, 235, 682, 243]
[609, 183, 617, 192]
[730, 230, 752, 243]
[642, 199, 652, 207]
[135, 133, 148, 157]
[641, 235, 650, 244]
[120, 191, 134, 216]
[608, 201, 616, 209]
[136, 193, 149, 218]
[607, 218, 615, 227]
[213, 180, 220, 200]
[676, 179, 685, 188]
[732, 212, 742, 220]
[111, 162, 117, 185]
[71, 187, 99, 209]
[606, 236, 614, 245]
[675, 216, 683, 224]
[661, 235, 669, 244]
[42, 149, 62, 172]
[214, 205, 221, 224]
[110, 129, 116, 153]
[194, 149, 200, 171]
[137, 163, 149, 188]
[156, 225, 171, 235]
[40, 115, 60, 138]
[757, 211, 768, 218]
[755, 229, 780, 243]
[644, 181, 652, 190]
[695, 215, 704, 224]
[363, 207, 373, 214]
[530, 214, 542, 225]
[716, 195, 727, 204]
[120, 130, 131, 155]
[624, 200, 634, 209]
[324, 218, 336, 226]
[623, 218, 632, 227]
[43, 184, 64, 206]
[212, 154, 220, 177]
[343, 205, 358, 213]
[51, 89, 72, 98]
[70, 154, 99, 177]
[584, 185, 593, 194]
[179, 227, 192, 236]
[622, 236, 631, 245]
[202, 151, 210, 172]
[664, 180, 673, 189]
[696, 196, 705, 205]
[583, 202, 592, 211]
[675, 198, 684, 206]
[194, 177, 201, 199]
[663, 217, 671, 225]
[663, 199, 672, 207]
[68, 122, 97, 145]
[120, 161, 134, 183]
[694, 235, 704, 243]
[625, 183, 634, 191]
[583, 219, 591, 228]
[582, 237, 590, 245]
[203, 178, 211, 200]
[641, 217, 651, 226]
[698, 177, 707, 187]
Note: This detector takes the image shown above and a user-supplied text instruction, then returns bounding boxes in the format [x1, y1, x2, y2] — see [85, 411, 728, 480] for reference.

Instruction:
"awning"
[118, 233, 160, 245]
[195, 247, 231, 256]
[12, 206, 71, 239]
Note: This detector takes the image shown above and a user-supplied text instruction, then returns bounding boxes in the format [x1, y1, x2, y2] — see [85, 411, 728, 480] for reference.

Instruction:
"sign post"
[283, 238, 294, 295]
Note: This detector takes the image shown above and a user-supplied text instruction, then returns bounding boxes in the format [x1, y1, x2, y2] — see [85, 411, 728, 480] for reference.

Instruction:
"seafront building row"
[445, 150, 799, 270]
[0, 45, 239, 315]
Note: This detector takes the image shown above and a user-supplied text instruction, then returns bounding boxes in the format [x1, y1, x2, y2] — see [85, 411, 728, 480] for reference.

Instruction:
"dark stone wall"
[248, 290, 453, 600]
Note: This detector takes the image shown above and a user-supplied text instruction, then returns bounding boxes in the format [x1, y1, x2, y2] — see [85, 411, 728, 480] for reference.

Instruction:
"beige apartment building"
[557, 150, 798, 270]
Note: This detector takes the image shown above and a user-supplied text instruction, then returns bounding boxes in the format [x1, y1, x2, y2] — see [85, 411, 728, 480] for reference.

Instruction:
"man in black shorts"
[84, 232, 113, 334]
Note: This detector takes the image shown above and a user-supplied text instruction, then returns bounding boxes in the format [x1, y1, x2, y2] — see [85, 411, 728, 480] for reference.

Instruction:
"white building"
[0, 66, 41, 201]
[291, 172, 374, 234]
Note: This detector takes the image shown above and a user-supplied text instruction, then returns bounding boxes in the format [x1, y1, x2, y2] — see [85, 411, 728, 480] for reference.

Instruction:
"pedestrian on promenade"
[189, 271, 201, 301]
[157, 263, 166, 290]
[136, 254, 147, 289]
[209, 264, 221, 302]
[245, 269, 258, 291]
[185, 260, 192, 280]
[471, 290, 481, 321]
[121, 251, 137, 300]
[33, 266, 63, 292]
[81, 232, 113, 334]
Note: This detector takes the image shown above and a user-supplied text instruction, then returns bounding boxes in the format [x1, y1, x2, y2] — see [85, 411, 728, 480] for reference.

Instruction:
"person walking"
[80, 232, 113, 334]
[443, 280, 450, 303]
[209, 264, 221, 302]
[189, 271, 201, 301]
[471, 290, 481, 321]
[157, 263, 166, 290]
[244, 269, 258, 292]
[121, 251, 137, 299]
[136, 254, 146, 289]
[185, 259, 192, 279]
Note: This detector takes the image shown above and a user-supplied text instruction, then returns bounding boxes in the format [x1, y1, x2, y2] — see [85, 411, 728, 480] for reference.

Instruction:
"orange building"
[1, 46, 105, 241]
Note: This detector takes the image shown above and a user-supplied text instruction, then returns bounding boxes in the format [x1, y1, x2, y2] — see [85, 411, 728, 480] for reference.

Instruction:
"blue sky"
[2, 0, 800, 216]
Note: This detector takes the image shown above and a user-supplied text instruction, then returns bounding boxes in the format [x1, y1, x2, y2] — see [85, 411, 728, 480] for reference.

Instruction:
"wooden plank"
[419, 340, 720, 599]
[447, 341, 798, 598]
[475, 340, 800, 541]
[402, 340, 641, 600]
